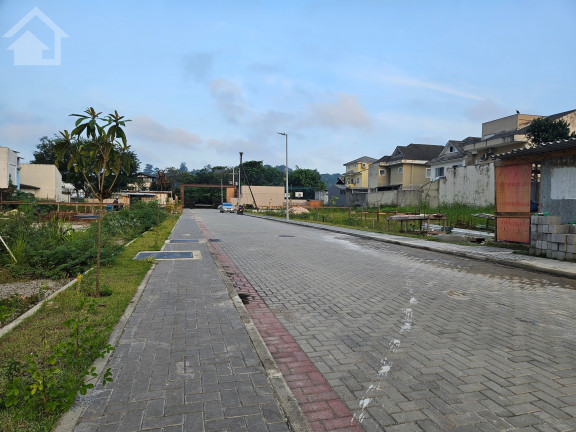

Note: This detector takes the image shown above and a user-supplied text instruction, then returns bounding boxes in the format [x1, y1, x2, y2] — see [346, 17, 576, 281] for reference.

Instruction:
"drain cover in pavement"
[279, 235, 295, 238]
[169, 239, 200, 243]
[134, 251, 201, 260]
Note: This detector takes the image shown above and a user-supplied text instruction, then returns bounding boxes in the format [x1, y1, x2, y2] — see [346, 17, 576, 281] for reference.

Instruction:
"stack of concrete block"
[530, 215, 576, 261]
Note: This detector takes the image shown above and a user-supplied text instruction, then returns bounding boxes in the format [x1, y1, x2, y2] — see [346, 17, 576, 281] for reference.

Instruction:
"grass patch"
[0, 213, 178, 432]
[253, 203, 495, 239]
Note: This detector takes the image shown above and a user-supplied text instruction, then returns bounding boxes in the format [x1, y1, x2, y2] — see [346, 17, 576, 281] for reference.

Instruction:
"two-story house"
[427, 137, 481, 178]
[368, 156, 391, 190]
[463, 109, 576, 164]
[343, 156, 376, 189]
[385, 144, 443, 188]
[128, 172, 157, 191]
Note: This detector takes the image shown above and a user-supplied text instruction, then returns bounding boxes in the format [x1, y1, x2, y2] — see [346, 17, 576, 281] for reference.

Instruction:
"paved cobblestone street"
[196, 210, 576, 432]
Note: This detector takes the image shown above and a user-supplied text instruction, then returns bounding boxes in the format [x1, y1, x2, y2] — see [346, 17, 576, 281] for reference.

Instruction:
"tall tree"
[142, 163, 156, 175]
[290, 167, 325, 189]
[290, 167, 325, 199]
[526, 117, 574, 146]
[54, 107, 133, 296]
[32, 136, 138, 197]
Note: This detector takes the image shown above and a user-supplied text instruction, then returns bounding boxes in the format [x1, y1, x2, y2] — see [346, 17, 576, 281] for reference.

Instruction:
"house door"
[495, 163, 532, 243]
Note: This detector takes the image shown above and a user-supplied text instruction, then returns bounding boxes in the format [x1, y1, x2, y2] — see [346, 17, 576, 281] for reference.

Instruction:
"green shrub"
[1, 202, 167, 279]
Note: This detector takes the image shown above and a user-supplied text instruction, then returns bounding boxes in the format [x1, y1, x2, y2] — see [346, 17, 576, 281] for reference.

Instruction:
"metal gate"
[495, 163, 532, 243]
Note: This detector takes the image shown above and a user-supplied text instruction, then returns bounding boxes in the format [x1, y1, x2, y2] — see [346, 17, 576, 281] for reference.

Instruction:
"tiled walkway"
[70, 210, 292, 432]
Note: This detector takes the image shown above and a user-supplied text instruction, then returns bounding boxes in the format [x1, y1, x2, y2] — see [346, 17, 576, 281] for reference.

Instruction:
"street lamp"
[277, 132, 289, 220]
[238, 152, 243, 208]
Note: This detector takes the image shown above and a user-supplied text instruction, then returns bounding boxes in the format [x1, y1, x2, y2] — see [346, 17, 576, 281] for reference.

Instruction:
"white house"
[0, 146, 21, 192]
[19, 164, 66, 202]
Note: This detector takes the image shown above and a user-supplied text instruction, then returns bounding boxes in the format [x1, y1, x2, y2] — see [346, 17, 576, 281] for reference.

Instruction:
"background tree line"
[29, 137, 340, 203]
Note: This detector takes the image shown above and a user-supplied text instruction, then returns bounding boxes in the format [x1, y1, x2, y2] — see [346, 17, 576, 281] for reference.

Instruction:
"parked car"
[220, 202, 235, 213]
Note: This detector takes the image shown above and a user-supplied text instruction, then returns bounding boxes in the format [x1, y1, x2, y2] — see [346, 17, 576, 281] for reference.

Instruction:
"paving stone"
[71, 211, 289, 432]
[73, 211, 576, 432]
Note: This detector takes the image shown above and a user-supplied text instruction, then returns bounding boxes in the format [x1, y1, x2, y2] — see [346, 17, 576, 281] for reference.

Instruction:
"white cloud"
[302, 93, 373, 130]
[131, 115, 203, 147]
[365, 67, 485, 101]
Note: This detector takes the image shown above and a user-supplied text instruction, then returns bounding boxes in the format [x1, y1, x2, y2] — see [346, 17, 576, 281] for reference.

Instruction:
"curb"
[248, 214, 576, 281]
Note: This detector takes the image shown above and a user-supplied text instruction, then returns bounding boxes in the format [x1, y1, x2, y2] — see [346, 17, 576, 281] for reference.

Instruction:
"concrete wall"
[439, 164, 494, 207]
[233, 185, 285, 207]
[327, 184, 346, 206]
[367, 189, 397, 207]
[345, 189, 368, 207]
[482, 114, 537, 138]
[540, 156, 576, 224]
[366, 187, 425, 208]
[389, 165, 403, 185]
[421, 181, 440, 208]
[563, 111, 576, 133]
[20, 164, 65, 201]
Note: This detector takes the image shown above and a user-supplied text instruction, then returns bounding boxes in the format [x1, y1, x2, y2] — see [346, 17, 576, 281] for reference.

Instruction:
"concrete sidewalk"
[251, 215, 576, 280]
[63, 210, 304, 432]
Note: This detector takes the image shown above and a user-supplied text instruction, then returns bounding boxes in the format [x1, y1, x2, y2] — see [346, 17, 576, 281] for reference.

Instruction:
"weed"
[0, 296, 114, 421]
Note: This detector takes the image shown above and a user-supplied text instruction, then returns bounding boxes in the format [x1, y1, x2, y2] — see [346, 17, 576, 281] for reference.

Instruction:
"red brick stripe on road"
[196, 220, 362, 432]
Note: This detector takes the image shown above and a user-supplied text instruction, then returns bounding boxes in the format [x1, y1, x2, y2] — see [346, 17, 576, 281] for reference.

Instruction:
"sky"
[1, 1, 575, 174]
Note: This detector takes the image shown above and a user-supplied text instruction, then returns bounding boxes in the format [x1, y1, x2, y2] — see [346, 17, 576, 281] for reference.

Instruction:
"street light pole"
[277, 132, 289, 220]
[238, 152, 243, 208]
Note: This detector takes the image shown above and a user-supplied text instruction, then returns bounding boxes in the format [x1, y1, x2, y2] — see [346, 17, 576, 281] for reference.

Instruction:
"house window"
[435, 167, 445, 177]
[355, 177, 360, 184]
[398, 167, 403, 174]
[425, 168, 431, 178]
[449, 146, 456, 153]
[379, 169, 386, 176]
[361, 163, 367, 168]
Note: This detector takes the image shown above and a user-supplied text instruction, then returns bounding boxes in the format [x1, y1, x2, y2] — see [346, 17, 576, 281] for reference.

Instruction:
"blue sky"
[1, 1, 575, 174]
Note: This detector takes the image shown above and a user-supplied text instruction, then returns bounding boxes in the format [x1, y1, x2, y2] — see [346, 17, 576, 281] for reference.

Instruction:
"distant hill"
[266, 165, 341, 190]
[320, 173, 342, 190]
